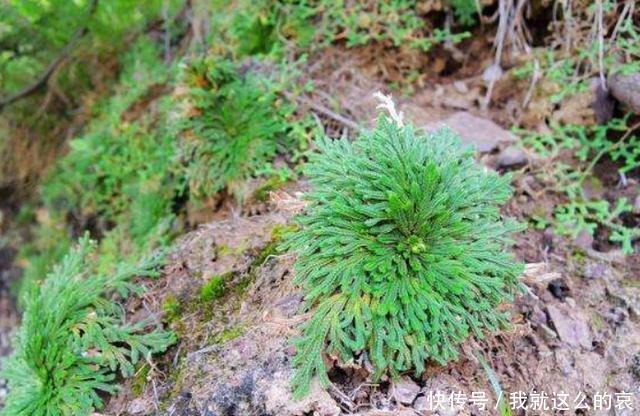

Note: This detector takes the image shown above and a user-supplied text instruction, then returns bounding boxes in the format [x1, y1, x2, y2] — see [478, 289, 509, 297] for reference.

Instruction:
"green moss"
[131, 363, 151, 397]
[200, 273, 230, 302]
[162, 295, 181, 322]
[216, 243, 232, 256]
[253, 175, 289, 202]
[591, 312, 606, 331]
[216, 327, 244, 343]
[270, 223, 299, 242]
[623, 279, 640, 288]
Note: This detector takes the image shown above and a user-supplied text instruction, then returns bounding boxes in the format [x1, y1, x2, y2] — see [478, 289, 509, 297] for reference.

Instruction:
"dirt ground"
[100, 55, 640, 414]
[103, 189, 640, 416]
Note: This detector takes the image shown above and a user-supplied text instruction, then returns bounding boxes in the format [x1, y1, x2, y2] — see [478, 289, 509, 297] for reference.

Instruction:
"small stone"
[482, 63, 503, 83]
[423, 112, 516, 153]
[393, 376, 420, 405]
[453, 80, 469, 94]
[127, 398, 151, 414]
[590, 77, 615, 123]
[608, 72, 640, 114]
[573, 230, 594, 251]
[547, 303, 592, 349]
[530, 304, 548, 327]
[497, 146, 527, 168]
[583, 261, 610, 280]
[413, 395, 430, 412]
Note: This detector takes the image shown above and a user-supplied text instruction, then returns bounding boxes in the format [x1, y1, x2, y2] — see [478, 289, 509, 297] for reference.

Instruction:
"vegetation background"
[0, 0, 638, 414]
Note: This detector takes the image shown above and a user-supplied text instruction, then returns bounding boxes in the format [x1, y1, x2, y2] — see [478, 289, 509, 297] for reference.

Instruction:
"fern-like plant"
[1, 236, 175, 415]
[179, 58, 298, 201]
[283, 106, 524, 398]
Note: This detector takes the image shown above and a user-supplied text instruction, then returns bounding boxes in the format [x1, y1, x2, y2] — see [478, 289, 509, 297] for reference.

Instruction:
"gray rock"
[413, 395, 430, 412]
[547, 303, 592, 349]
[609, 72, 640, 114]
[573, 230, 594, 251]
[423, 112, 516, 153]
[127, 398, 152, 415]
[497, 145, 527, 167]
[393, 376, 420, 405]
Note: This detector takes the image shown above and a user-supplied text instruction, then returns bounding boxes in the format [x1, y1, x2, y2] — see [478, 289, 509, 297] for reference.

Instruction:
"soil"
[103, 194, 640, 416]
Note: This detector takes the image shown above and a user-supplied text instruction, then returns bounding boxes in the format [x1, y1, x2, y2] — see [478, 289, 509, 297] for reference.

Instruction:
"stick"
[284, 91, 363, 133]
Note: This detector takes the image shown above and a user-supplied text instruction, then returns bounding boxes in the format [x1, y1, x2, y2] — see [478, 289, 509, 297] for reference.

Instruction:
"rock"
[583, 262, 610, 280]
[127, 398, 151, 415]
[263, 377, 340, 416]
[482, 63, 503, 83]
[497, 145, 527, 168]
[573, 230, 594, 251]
[413, 395, 430, 412]
[423, 112, 516, 153]
[609, 72, 640, 114]
[547, 303, 592, 349]
[393, 376, 420, 405]
[574, 352, 610, 391]
[453, 80, 469, 94]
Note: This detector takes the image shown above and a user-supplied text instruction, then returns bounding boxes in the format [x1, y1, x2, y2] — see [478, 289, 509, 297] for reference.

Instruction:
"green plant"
[19, 38, 180, 289]
[178, 57, 304, 202]
[283, 107, 523, 398]
[1, 236, 176, 415]
[511, 1, 640, 254]
[163, 295, 182, 322]
[200, 275, 226, 301]
[205, 0, 472, 59]
[518, 118, 640, 253]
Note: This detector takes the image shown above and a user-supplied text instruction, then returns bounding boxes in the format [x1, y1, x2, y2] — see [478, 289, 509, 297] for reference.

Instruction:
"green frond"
[1, 236, 175, 416]
[283, 115, 524, 397]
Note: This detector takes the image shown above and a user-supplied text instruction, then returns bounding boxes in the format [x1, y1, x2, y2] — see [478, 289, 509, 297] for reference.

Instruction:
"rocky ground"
[97, 97, 640, 415]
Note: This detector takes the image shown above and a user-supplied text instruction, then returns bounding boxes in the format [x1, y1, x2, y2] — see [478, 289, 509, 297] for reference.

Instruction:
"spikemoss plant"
[283, 103, 524, 398]
[178, 58, 301, 202]
[1, 236, 175, 415]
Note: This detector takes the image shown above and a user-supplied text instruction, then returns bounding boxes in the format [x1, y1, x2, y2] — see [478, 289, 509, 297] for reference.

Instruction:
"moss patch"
[162, 295, 181, 322]
[200, 274, 229, 302]
[131, 363, 151, 397]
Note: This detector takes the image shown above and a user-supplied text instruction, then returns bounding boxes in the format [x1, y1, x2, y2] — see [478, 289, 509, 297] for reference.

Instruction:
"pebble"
[423, 112, 516, 153]
[547, 303, 592, 349]
[393, 376, 420, 405]
[497, 145, 527, 168]
[608, 72, 640, 114]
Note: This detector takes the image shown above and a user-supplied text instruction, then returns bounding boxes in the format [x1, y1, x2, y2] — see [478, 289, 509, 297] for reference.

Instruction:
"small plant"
[1, 236, 176, 415]
[206, 0, 473, 60]
[200, 275, 226, 301]
[19, 38, 179, 289]
[518, 118, 640, 253]
[511, 1, 640, 254]
[283, 100, 523, 397]
[178, 58, 303, 202]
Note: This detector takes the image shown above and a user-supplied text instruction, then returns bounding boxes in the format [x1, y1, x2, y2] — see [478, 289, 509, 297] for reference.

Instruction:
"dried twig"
[284, 91, 362, 132]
